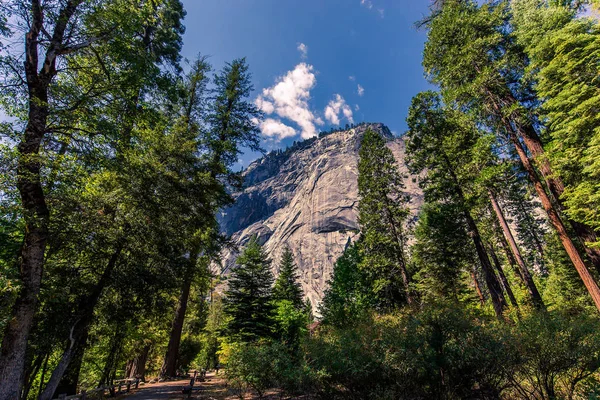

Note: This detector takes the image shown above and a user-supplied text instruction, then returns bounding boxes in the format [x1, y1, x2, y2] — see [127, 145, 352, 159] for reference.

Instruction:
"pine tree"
[224, 237, 275, 342]
[320, 241, 372, 327]
[273, 246, 304, 309]
[357, 128, 413, 308]
[423, 0, 600, 312]
[406, 92, 508, 319]
[511, 0, 600, 249]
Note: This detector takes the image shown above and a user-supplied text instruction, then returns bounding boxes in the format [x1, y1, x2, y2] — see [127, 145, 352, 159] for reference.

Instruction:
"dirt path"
[123, 372, 230, 400]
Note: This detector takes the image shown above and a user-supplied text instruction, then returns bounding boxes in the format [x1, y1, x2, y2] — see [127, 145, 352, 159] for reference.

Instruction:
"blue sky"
[181, 0, 433, 165]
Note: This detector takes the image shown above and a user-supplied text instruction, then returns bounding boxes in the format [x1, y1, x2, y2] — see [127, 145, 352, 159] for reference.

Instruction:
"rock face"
[218, 123, 423, 308]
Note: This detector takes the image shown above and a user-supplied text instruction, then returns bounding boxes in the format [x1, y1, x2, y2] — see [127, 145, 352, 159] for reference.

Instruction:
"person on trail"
[215, 364, 220, 375]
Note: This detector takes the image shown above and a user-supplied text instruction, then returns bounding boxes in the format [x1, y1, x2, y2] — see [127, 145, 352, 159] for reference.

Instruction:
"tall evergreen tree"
[224, 237, 275, 342]
[422, 0, 600, 311]
[320, 241, 372, 327]
[273, 246, 304, 309]
[406, 92, 509, 319]
[357, 128, 413, 307]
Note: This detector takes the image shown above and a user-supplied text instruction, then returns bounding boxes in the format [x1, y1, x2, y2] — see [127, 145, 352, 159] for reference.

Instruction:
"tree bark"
[160, 274, 193, 378]
[128, 345, 150, 381]
[489, 190, 545, 309]
[442, 154, 508, 319]
[471, 268, 486, 306]
[38, 241, 124, 400]
[507, 130, 600, 312]
[487, 244, 519, 308]
[0, 2, 84, 397]
[516, 122, 600, 270]
[464, 211, 509, 319]
[52, 329, 89, 397]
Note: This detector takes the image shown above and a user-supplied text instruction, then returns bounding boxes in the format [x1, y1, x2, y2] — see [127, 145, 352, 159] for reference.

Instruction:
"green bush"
[225, 340, 314, 399]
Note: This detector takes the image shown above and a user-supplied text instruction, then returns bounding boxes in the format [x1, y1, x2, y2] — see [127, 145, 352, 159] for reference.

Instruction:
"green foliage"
[224, 237, 275, 342]
[357, 128, 412, 307]
[411, 202, 473, 302]
[512, 0, 600, 248]
[225, 341, 313, 399]
[319, 242, 373, 327]
[272, 246, 304, 308]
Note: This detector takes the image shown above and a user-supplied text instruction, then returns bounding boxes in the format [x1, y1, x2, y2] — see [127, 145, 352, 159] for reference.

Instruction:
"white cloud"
[259, 118, 297, 141]
[355, 104, 360, 111]
[297, 42, 308, 59]
[360, 0, 384, 17]
[324, 94, 354, 126]
[349, 75, 356, 81]
[357, 84, 365, 97]
[256, 63, 321, 139]
[360, 0, 373, 9]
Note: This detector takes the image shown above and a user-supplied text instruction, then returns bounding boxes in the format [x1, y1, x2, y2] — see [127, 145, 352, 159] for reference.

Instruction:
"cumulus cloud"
[259, 118, 297, 140]
[357, 84, 365, 97]
[324, 94, 354, 126]
[256, 63, 321, 139]
[297, 43, 308, 59]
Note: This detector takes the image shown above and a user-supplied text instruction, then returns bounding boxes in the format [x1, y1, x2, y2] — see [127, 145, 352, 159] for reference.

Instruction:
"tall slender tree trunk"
[488, 190, 545, 309]
[487, 243, 518, 308]
[0, 2, 83, 397]
[39, 241, 124, 400]
[464, 211, 508, 319]
[516, 122, 600, 270]
[443, 155, 508, 318]
[160, 269, 194, 378]
[99, 327, 125, 387]
[383, 196, 413, 304]
[471, 268, 486, 306]
[507, 129, 600, 312]
[52, 329, 89, 397]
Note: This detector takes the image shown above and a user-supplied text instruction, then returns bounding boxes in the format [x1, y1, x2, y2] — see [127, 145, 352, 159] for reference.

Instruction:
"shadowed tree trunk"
[52, 329, 89, 397]
[487, 243, 518, 308]
[489, 190, 545, 309]
[0, 2, 85, 398]
[127, 345, 151, 381]
[506, 127, 600, 312]
[38, 241, 124, 400]
[160, 273, 193, 378]
[471, 268, 486, 306]
[442, 155, 508, 319]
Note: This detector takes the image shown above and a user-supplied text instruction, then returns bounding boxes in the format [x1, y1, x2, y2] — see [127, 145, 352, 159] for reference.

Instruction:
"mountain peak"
[218, 122, 419, 307]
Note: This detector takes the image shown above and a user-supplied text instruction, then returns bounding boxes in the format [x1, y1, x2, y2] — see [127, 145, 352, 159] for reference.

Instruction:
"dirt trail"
[123, 372, 229, 400]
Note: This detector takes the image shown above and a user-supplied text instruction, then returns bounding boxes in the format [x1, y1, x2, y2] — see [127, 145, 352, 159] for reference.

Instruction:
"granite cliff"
[218, 123, 423, 308]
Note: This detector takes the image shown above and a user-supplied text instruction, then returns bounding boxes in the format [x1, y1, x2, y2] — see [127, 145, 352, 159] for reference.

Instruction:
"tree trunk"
[487, 244, 518, 308]
[507, 130, 600, 312]
[489, 190, 545, 309]
[471, 268, 486, 306]
[38, 241, 124, 400]
[160, 273, 193, 378]
[99, 327, 125, 387]
[52, 329, 89, 397]
[21, 351, 45, 400]
[516, 122, 600, 270]
[464, 210, 509, 319]
[0, 2, 83, 397]
[383, 196, 413, 304]
[128, 345, 150, 381]
[442, 154, 508, 319]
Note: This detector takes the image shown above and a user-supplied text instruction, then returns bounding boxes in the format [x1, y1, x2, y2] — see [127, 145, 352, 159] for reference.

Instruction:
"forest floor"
[123, 372, 288, 399]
